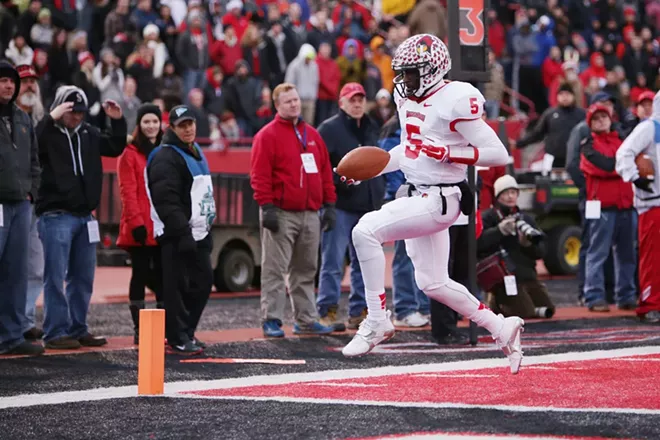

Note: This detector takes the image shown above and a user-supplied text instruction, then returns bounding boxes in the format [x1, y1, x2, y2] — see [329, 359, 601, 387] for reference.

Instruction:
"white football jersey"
[395, 80, 485, 186]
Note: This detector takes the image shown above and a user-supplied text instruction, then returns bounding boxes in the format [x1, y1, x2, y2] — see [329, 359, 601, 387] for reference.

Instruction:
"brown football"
[336, 146, 390, 181]
[636, 154, 655, 180]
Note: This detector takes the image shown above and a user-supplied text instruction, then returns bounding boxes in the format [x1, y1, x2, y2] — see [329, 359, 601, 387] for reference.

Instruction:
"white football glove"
[333, 167, 361, 186]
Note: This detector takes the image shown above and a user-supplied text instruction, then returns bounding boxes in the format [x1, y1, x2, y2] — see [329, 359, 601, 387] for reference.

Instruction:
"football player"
[338, 34, 525, 374]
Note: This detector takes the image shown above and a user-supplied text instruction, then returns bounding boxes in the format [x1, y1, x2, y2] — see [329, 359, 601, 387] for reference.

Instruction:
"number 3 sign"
[447, 0, 489, 82]
[459, 0, 485, 46]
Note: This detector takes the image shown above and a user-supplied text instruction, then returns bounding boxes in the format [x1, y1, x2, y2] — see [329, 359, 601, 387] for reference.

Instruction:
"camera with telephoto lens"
[513, 214, 544, 244]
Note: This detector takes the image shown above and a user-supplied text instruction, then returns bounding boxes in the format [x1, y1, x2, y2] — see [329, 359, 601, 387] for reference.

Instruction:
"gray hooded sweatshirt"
[284, 43, 319, 101]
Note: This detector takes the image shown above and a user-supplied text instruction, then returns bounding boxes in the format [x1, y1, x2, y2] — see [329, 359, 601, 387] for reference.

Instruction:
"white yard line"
[1, 345, 660, 410]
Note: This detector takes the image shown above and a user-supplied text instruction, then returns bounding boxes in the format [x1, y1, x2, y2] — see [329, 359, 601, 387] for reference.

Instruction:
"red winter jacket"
[541, 57, 563, 88]
[250, 114, 336, 211]
[478, 166, 507, 210]
[210, 39, 243, 76]
[116, 144, 158, 248]
[476, 209, 483, 239]
[579, 131, 634, 210]
[316, 56, 341, 101]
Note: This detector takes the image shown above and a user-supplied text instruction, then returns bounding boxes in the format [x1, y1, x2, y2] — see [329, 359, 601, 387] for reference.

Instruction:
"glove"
[498, 216, 517, 236]
[333, 167, 361, 186]
[261, 203, 279, 233]
[177, 233, 197, 255]
[131, 225, 148, 245]
[634, 177, 653, 193]
[321, 204, 336, 232]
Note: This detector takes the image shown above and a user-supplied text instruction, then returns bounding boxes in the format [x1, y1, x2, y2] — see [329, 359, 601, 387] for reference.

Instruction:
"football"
[636, 154, 655, 180]
[336, 146, 390, 181]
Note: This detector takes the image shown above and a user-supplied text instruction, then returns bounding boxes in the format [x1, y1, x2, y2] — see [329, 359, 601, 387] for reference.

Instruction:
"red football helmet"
[391, 34, 451, 99]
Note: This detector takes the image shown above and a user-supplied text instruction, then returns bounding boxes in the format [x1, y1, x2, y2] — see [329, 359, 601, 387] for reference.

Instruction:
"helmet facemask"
[393, 62, 440, 99]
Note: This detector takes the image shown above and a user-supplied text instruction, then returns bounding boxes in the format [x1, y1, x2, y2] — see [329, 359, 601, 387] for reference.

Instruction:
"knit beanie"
[136, 103, 162, 126]
[557, 83, 574, 95]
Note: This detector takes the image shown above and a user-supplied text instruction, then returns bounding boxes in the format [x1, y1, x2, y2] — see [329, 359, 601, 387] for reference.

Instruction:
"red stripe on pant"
[637, 208, 660, 316]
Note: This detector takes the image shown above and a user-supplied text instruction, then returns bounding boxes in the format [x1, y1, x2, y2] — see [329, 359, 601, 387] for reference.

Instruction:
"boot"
[129, 301, 145, 344]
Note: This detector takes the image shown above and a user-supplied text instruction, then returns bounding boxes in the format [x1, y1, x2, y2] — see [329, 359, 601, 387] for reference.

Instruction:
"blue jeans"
[39, 212, 97, 342]
[317, 208, 366, 318]
[315, 100, 337, 126]
[392, 240, 430, 319]
[183, 69, 204, 98]
[484, 100, 500, 119]
[584, 210, 637, 307]
[578, 201, 615, 303]
[23, 208, 43, 332]
[0, 200, 31, 352]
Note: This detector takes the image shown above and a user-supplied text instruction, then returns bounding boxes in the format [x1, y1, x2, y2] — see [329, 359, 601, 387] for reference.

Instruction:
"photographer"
[478, 175, 555, 319]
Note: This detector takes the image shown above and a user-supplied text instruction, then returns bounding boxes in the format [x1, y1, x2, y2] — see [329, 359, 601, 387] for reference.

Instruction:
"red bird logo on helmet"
[415, 36, 434, 57]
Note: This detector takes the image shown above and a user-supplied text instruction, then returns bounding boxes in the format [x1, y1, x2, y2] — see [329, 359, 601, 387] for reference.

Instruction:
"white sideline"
[1, 345, 659, 410]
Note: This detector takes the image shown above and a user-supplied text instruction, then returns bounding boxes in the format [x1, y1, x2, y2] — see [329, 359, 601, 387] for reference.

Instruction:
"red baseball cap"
[636, 91, 655, 105]
[339, 82, 366, 101]
[16, 64, 37, 80]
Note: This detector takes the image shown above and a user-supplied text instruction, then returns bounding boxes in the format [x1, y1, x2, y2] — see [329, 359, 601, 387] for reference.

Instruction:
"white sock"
[366, 289, 387, 321]
[424, 279, 504, 335]
[352, 224, 387, 321]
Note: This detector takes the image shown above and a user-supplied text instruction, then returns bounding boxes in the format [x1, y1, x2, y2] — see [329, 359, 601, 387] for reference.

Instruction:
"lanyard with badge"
[296, 122, 318, 184]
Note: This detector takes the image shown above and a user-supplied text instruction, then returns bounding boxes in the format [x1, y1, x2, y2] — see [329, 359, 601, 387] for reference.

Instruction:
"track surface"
[1, 280, 660, 440]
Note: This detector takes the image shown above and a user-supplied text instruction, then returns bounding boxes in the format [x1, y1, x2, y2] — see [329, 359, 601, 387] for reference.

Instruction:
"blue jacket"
[318, 110, 385, 213]
[379, 128, 404, 201]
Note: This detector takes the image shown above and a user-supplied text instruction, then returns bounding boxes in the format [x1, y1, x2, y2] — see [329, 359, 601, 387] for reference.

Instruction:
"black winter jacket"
[36, 114, 127, 215]
[517, 105, 586, 168]
[146, 129, 212, 249]
[477, 206, 545, 282]
[318, 110, 385, 214]
[0, 97, 40, 203]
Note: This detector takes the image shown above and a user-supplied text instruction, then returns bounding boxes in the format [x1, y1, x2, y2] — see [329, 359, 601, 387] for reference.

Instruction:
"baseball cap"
[168, 105, 196, 126]
[16, 64, 37, 80]
[339, 82, 366, 101]
[636, 91, 655, 105]
[65, 90, 87, 112]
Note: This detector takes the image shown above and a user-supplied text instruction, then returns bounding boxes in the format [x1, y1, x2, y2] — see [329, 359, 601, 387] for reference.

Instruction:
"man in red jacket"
[579, 103, 638, 312]
[250, 83, 337, 338]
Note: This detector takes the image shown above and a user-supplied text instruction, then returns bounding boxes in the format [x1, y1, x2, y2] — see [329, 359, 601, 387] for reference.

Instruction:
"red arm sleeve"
[250, 130, 275, 206]
[118, 150, 144, 230]
[317, 134, 337, 205]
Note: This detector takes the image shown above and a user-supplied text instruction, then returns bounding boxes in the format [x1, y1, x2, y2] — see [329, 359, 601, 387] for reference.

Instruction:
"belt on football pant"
[406, 181, 473, 217]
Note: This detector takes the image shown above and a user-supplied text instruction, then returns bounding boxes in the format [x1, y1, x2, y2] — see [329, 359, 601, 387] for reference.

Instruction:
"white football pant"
[351, 189, 504, 336]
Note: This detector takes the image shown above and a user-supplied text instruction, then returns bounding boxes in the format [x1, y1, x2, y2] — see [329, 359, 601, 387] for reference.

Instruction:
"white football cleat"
[342, 310, 395, 357]
[495, 315, 525, 374]
[393, 311, 429, 328]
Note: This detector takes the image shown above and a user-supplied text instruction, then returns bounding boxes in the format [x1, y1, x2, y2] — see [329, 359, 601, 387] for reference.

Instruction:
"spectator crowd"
[1, 0, 660, 356]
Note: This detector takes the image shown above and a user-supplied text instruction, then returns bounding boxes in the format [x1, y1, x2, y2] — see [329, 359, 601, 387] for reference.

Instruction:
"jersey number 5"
[405, 123, 423, 159]
[405, 123, 446, 160]
[469, 97, 479, 115]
